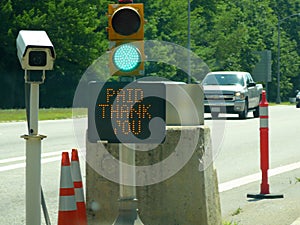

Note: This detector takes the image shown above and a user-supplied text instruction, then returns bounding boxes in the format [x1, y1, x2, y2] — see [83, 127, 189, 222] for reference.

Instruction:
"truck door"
[246, 73, 256, 108]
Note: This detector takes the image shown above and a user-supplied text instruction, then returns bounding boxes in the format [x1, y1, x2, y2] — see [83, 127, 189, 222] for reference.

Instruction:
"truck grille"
[204, 94, 234, 101]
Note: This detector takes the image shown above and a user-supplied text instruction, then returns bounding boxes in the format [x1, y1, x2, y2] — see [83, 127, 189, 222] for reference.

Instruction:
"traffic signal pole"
[113, 144, 144, 225]
[107, 2, 145, 224]
[112, 76, 144, 225]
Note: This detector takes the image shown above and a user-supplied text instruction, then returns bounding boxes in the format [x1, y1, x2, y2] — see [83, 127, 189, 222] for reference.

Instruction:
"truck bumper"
[204, 100, 246, 114]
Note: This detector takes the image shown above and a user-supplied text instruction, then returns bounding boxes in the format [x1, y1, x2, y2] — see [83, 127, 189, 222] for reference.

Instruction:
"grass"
[231, 207, 243, 216]
[221, 207, 243, 225]
[0, 101, 296, 122]
[0, 108, 87, 122]
[223, 221, 240, 225]
[269, 101, 296, 106]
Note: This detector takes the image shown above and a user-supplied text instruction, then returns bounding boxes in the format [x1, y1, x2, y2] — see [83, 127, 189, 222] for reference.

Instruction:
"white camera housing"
[16, 30, 55, 70]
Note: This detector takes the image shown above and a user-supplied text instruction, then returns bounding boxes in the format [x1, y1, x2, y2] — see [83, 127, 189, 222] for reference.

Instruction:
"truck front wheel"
[253, 106, 259, 118]
[239, 100, 248, 119]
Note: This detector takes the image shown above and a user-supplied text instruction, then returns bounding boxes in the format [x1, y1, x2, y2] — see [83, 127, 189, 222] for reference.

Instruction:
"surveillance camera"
[16, 30, 55, 70]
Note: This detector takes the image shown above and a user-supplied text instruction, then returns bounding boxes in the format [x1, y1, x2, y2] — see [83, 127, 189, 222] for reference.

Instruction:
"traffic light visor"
[112, 6, 141, 36]
[112, 44, 141, 72]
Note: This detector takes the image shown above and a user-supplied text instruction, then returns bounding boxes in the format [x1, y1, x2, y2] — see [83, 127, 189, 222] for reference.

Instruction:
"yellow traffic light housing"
[107, 3, 144, 76]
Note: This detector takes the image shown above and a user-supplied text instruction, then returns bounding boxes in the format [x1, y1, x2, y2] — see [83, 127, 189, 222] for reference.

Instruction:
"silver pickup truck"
[202, 71, 263, 119]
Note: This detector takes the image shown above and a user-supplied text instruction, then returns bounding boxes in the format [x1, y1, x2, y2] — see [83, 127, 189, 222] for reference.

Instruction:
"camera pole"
[21, 70, 46, 225]
[16, 30, 55, 225]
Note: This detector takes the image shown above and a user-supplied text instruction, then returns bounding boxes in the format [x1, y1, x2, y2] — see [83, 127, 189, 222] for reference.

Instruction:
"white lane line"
[0, 156, 25, 164]
[219, 161, 300, 193]
[219, 173, 260, 192]
[0, 150, 63, 164]
[0, 156, 61, 172]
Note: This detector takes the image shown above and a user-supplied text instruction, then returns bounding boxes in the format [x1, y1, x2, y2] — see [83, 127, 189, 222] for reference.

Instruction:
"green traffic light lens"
[113, 44, 141, 72]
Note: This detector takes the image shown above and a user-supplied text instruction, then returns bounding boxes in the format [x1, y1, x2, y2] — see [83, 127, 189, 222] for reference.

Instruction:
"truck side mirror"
[248, 82, 256, 87]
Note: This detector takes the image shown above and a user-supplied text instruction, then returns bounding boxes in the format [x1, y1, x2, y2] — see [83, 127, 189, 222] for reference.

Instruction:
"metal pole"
[22, 73, 46, 225]
[112, 144, 144, 225]
[119, 144, 136, 199]
[187, 0, 191, 84]
[276, 18, 281, 104]
[25, 135, 42, 225]
[29, 83, 39, 134]
[41, 188, 52, 225]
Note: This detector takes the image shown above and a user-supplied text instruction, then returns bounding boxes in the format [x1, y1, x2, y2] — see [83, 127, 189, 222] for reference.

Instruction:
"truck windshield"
[202, 74, 244, 86]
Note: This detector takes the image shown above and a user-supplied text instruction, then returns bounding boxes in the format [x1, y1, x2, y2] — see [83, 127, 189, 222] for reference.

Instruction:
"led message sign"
[88, 82, 166, 143]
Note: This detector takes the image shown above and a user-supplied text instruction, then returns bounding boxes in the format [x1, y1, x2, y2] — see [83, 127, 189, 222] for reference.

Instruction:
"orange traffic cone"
[58, 152, 78, 225]
[71, 149, 87, 225]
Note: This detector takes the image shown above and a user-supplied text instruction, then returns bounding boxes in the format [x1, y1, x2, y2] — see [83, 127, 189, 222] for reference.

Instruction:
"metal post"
[21, 74, 46, 225]
[276, 17, 281, 104]
[119, 144, 136, 199]
[187, 0, 191, 84]
[112, 144, 144, 225]
[29, 83, 39, 134]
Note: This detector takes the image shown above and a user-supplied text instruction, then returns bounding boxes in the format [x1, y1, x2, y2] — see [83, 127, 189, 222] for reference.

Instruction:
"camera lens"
[29, 51, 47, 67]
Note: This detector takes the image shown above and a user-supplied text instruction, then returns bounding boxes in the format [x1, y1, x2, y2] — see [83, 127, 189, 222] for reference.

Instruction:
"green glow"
[113, 44, 141, 72]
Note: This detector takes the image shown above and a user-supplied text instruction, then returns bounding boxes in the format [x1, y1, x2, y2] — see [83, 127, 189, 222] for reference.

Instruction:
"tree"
[269, 0, 300, 100]
[1, 0, 300, 107]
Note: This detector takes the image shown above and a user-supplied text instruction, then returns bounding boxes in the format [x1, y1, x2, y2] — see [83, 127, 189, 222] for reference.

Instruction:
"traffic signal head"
[108, 3, 144, 76]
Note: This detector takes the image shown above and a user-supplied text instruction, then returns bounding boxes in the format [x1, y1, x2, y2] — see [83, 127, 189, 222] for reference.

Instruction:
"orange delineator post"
[58, 152, 78, 225]
[71, 149, 87, 225]
[247, 90, 284, 199]
[259, 90, 270, 194]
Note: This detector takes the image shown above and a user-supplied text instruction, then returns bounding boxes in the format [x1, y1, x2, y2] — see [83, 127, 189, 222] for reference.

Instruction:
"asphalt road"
[0, 119, 79, 225]
[0, 105, 299, 224]
[206, 105, 300, 225]
[206, 105, 300, 183]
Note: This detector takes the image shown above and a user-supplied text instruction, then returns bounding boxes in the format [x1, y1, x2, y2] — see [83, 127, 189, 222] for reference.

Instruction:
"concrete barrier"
[85, 126, 222, 225]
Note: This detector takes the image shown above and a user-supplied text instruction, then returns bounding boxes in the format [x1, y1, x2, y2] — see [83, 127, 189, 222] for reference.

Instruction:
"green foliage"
[1, 0, 300, 107]
[223, 221, 240, 225]
[231, 207, 243, 216]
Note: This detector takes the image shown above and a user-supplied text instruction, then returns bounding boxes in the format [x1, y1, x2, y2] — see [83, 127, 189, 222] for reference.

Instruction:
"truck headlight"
[235, 92, 245, 100]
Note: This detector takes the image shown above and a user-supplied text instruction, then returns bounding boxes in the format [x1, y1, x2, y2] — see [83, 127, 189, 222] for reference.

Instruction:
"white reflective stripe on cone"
[60, 166, 74, 188]
[75, 188, 85, 202]
[59, 195, 77, 211]
[259, 106, 268, 116]
[71, 161, 82, 181]
[260, 118, 269, 128]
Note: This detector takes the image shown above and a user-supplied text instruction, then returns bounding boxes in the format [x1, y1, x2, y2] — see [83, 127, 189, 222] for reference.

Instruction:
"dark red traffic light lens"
[112, 7, 141, 36]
